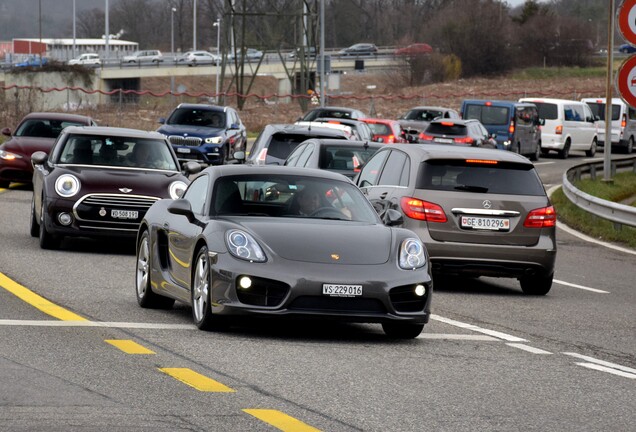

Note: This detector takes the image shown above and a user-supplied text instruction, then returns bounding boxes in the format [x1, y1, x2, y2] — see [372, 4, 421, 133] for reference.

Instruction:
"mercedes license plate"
[111, 210, 138, 219]
[434, 138, 453, 144]
[322, 284, 363, 297]
[461, 216, 509, 231]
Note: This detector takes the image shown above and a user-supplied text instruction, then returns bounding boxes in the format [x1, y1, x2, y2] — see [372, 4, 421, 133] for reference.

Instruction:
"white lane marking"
[553, 279, 610, 294]
[575, 363, 636, 379]
[563, 352, 636, 375]
[0, 319, 194, 329]
[556, 221, 636, 256]
[506, 343, 552, 354]
[533, 161, 555, 166]
[431, 315, 527, 342]
[418, 334, 498, 341]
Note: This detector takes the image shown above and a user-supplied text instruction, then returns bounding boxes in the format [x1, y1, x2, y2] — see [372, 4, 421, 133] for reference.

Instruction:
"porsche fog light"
[239, 276, 252, 289]
[169, 181, 188, 199]
[414, 284, 426, 297]
[55, 174, 80, 197]
[226, 230, 266, 262]
[57, 212, 73, 226]
[399, 238, 426, 270]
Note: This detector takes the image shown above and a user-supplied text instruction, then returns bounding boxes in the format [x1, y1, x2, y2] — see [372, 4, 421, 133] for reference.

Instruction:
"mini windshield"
[211, 174, 380, 222]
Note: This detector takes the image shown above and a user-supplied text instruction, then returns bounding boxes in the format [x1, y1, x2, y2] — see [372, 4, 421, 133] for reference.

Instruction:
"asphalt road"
[0, 149, 634, 431]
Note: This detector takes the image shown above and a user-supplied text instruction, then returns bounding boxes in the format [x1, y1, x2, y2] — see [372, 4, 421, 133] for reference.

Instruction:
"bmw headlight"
[204, 136, 223, 144]
[0, 149, 23, 160]
[226, 229, 266, 262]
[399, 238, 427, 270]
[169, 180, 188, 199]
[55, 174, 80, 197]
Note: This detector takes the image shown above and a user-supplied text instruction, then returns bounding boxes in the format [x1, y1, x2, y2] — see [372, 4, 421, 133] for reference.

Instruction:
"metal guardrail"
[562, 157, 636, 228]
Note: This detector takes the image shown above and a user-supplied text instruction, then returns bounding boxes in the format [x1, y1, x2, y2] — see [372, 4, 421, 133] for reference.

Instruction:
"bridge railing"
[562, 157, 636, 229]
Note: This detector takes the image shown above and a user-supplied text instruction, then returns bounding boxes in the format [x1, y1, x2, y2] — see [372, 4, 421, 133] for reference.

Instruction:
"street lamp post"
[72, 0, 76, 60]
[193, 0, 197, 51]
[213, 18, 221, 104]
[171, 7, 177, 99]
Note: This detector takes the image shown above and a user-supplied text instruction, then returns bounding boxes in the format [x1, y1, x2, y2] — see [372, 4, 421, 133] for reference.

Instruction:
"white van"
[580, 97, 635, 154]
[519, 98, 598, 158]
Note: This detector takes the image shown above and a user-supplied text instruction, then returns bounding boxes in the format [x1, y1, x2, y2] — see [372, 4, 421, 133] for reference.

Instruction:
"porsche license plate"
[322, 284, 363, 297]
[111, 210, 138, 219]
[461, 216, 509, 231]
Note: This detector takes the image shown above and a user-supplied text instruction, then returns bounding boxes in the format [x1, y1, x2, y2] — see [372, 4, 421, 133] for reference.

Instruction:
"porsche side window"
[183, 176, 208, 215]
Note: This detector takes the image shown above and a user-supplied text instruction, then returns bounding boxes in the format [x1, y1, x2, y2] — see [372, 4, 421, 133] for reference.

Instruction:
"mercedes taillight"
[400, 197, 447, 223]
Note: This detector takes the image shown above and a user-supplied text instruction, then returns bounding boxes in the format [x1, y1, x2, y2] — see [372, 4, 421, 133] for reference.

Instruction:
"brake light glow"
[524, 206, 556, 228]
[441, 121, 454, 126]
[454, 136, 474, 145]
[387, 135, 396, 143]
[419, 132, 434, 141]
[485, 101, 492, 106]
[352, 155, 361, 171]
[555, 125, 563, 135]
[400, 197, 447, 223]
[508, 120, 515, 135]
[622, 113, 626, 128]
[465, 159, 498, 164]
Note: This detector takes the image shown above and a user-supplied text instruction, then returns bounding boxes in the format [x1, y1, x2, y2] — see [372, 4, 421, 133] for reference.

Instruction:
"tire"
[39, 201, 61, 250]
[558, 139, 570, 159]
[0, 180, 9, 188]
[382, 322, 424, 339]
[29, 197, 39, 237]
[530, 141, 540, 161]
[136, 230, 175, 309]
[516, 142, 521, 154]
[625, 137, 634, 154]
[585, 138, 597, 157]
[540, 148, 550, 156]
[520, 273, 553, 296]
[191, 246, 228, 331]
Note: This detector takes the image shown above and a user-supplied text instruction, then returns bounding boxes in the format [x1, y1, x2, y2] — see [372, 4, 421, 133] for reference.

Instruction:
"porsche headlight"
[0, 149, 23, 160]
[55, 174, 80, 197]
[169, 181, 188, 199]
[204, 136, 223, 144]
[399, 238, 427, 270]
[226, 229, 266, 262]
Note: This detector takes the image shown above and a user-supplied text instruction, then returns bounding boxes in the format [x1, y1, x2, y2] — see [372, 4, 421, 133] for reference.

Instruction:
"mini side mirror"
[183, 161, 202, 175]
[31, 151, 48, 165]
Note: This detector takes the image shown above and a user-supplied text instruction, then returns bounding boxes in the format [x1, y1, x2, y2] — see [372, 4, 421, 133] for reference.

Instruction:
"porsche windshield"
[212, 174, 380, 222]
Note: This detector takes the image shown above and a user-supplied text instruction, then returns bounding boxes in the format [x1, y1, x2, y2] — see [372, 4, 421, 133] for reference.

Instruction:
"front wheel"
[520, 273, 553, 296]
[136, 230, 175, 309]
[585, 138, 597, 157]
[382, 322, 424, 339]
[558, 140, 570, 159]
[192, 246, 228, 331]
[30, 197, 40, 237]
[39, 201, 61, 250]
[530, 141, 540, 161]
[0, 180, 9, 188]
[625, 137, 634, 154]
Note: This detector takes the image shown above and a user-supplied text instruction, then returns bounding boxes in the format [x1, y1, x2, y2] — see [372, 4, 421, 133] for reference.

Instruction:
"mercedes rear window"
[416, 159, 545, 196]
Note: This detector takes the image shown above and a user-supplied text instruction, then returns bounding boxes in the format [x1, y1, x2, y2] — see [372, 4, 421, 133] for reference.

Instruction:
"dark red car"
[0, 112, 96, 188]
[394, 43, 433, 56]
[31, 126, 200, 249]
[361, 118, 408, 143]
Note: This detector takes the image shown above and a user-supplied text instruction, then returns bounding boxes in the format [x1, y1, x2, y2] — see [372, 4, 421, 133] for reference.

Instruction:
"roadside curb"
[547, 185, 636, 256]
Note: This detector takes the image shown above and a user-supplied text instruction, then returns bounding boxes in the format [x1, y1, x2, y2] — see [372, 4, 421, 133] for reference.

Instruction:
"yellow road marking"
[0, 271, 87, 321]
[243, 409, 322, 432]
[105, 339, 155, 354]
[159, 368, 235, 392]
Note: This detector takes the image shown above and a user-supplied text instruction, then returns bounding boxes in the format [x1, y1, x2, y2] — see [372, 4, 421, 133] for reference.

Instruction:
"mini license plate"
[176, 147, 191, 153]
[461, 216, 509, 231]
[111, 210, 139, 219]
[322, 284, 363, 297]
[434, 137, 453, 144]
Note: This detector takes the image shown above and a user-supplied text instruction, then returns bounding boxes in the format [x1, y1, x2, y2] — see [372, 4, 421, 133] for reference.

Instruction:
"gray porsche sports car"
[136, 165, 433, 338]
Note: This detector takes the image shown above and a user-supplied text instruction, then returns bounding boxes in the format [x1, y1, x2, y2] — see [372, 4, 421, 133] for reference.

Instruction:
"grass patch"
[511, 65, 607, 80]
[551, 172, 636, 248]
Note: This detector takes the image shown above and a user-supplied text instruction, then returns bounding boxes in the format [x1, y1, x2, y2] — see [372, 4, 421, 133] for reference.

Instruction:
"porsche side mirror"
[233, 151, 246, 163]
[168, 199, 196, 222]
[383, 209, 403, 227]
[183, 161, 202, 175]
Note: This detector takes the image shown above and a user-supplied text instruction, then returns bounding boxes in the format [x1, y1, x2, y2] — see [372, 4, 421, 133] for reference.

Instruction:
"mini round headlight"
[169, 181, 188, 199]
[55, 174, 80, 197]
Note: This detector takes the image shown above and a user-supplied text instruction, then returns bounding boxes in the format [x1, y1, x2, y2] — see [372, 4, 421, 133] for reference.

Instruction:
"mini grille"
[80, 194, 159, 209]
[169, 135, 202, 146]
